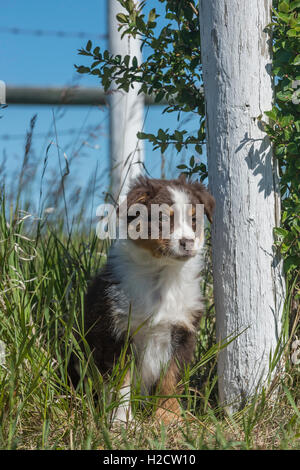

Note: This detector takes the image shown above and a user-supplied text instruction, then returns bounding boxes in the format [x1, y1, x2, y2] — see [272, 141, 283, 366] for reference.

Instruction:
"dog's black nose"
[179, 238, 194, 250]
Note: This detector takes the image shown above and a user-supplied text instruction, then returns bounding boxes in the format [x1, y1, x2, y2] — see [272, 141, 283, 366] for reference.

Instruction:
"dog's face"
[119, 176, 215, 261]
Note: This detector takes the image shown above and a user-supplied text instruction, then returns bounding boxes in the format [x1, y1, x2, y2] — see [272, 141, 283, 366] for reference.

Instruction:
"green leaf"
[161, 142, 168, 153]
[148, 8, 156, 24]
[293, 54, 300, 65]
[76, 66, 90, 74]
[280, 114, 294, 126]
[275, 145, 287, 157]
[287, 142, 298, 154]
[86, 40, 92, 52]
[132, 56, 138, 68]
[116, 13, 128, 24]
[287, 28, 300, 37]
[278, 1, 290, 13]
[154, 89, 165, 103]
[265, 108, 278, 121]
[123, 55, 130, 67]
[175, 142, 182, 152]
[295, 159, 300, 169]
[195, 144, 202, 154]
[177, 164, 187, 170]
[290, 0, 300, 8]
[157, 128, 166, 141]
[137, 131, 152, 140]
[276, 90, 292, 102]
[93, 46, 100, 57]
[276, 11, 292, 23]
[174, 130, 186, 142]
[274, 227, 289, 237]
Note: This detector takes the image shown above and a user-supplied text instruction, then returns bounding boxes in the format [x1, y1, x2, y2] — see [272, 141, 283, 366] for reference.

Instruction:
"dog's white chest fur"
[110, 241, 203, 391]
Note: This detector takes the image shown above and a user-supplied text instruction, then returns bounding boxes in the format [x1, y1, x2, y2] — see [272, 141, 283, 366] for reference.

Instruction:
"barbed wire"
[0, 126, 105, 141]
[0, 26, 107, 40]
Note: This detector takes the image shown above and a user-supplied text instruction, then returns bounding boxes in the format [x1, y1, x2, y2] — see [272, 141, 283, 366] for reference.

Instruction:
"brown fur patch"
[133, 237, 169, 258]
[155, 359, 182, 424]
[154, 318, 202, 424]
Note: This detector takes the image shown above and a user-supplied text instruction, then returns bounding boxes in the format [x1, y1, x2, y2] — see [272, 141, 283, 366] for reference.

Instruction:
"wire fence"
[0, 26, 107, 40]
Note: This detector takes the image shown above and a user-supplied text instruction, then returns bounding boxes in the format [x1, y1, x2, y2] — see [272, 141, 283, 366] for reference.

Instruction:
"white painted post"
[0, 80, 6, 104]
[108, 0, 144, 202]
[198, 0, 285, 411]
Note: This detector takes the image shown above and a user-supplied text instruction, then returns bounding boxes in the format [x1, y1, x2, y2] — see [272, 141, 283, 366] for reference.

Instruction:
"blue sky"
[0, 0, 200, 212]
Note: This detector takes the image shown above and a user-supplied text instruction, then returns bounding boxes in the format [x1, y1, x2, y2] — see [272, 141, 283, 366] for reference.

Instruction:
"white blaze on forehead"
[168, 186, 190, 207]
[168, 186, 195, 240]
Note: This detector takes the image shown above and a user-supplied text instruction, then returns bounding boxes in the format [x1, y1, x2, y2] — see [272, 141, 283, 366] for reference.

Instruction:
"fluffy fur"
[69, 176, 215, 424]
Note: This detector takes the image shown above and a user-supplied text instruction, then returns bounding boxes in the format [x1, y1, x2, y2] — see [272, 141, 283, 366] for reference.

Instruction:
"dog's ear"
[192, 182, 215, 224]
[126, 176, 157, 207]
[178, 173, 187, 184]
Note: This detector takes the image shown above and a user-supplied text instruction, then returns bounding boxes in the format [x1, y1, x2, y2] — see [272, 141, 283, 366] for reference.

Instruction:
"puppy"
[70, 176, 215, 424]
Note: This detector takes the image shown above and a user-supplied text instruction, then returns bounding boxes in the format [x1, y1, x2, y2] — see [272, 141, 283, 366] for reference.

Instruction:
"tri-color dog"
[69, 176, 215, 424]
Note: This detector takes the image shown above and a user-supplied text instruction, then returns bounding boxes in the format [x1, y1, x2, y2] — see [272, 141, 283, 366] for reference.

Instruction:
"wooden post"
[108, 0, 144, 202]
[198, 0, 285, 411]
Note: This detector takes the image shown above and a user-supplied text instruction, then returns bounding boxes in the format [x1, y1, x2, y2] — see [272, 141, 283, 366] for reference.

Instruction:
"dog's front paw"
[155, 398, 183, 426]
[111, 406, 133, 428]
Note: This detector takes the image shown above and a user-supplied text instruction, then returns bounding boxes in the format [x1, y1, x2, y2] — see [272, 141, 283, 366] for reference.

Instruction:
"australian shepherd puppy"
[70, 175, 215, 425]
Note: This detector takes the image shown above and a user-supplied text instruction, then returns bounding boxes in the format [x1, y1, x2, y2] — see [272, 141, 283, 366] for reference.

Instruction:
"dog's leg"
[111, 370, 132, 425]
[155, 359, 182, 425]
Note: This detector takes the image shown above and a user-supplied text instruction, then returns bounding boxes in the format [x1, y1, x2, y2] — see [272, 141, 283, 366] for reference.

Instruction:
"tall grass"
[0, 114, 299, 450]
